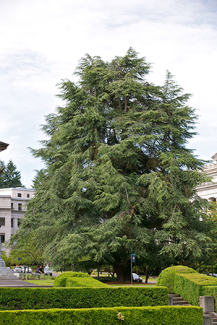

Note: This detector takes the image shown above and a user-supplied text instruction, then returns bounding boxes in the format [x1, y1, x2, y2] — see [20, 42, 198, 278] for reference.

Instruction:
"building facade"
[197, 154, 217, 202]
[0, 187, 35, 245]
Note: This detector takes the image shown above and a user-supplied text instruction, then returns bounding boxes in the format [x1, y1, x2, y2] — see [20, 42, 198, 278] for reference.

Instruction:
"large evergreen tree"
[14, 48, 211, 280]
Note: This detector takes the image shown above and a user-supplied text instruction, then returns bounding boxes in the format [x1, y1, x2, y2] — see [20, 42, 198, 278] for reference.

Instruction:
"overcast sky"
[0, 0, 216, 188]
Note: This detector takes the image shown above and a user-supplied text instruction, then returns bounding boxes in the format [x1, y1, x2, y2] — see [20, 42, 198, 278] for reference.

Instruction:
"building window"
[27, 194, 30, 198]
[0, 218, 5, 227]
[18, 203, 22, 211]
[11, 203, 13, 209]
[11, 218, 13, 228]
[0, 234, 5, 243]
[18, 219, 21, 227]
[17, 193, 21, 198]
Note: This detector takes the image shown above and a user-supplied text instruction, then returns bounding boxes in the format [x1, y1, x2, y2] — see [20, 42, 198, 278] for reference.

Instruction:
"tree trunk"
[145, 266, 149, 283]
[113, 263, 131, 282]
[145, 272, 149, 283]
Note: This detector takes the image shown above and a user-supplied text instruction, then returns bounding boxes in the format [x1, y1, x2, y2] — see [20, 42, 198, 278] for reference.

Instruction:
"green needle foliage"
[13, 48, 211, 281]
[0, 159, 24, 188]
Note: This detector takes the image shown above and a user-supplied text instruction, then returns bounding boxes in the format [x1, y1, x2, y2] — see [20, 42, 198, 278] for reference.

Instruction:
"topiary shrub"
[54, 272, 107, 287]
[156, 266, 198, 293]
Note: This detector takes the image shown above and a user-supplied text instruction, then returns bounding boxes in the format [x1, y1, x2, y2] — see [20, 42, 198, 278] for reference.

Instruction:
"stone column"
[200, 296, 214, 314]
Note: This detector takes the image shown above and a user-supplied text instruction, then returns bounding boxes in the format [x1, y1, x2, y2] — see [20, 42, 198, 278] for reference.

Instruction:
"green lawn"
[109, 284, 157, 287]
[24, 280, 54, 286]
[141, 277, 157, 283]
[24, 276, 157, 286]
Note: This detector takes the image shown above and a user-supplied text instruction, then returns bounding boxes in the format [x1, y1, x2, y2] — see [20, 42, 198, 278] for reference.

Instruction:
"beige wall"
[0, 188, 35, 252]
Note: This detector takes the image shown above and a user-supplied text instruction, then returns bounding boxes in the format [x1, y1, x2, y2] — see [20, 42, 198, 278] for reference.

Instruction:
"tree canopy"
[13, 48, 212, 280]
[0, 159, 24, 188]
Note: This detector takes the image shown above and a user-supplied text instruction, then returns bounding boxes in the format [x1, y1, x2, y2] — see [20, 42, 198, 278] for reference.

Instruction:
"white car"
[132, 273, 143, 282]
[13, 266, 22, 273]
[13, 265, 32, 273]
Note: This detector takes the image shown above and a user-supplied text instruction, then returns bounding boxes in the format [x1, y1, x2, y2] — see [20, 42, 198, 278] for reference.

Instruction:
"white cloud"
[0, 0, 217, 187]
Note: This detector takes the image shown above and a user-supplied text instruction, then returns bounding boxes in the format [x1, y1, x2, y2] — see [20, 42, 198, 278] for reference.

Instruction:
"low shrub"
[0, 306, 203, 325]
[53, 272, 107, 287]
[156, 266, 197, 293]
[94, 276, 116, 283]
[0, 287, 168, 310]
[174, 273, 217, 306]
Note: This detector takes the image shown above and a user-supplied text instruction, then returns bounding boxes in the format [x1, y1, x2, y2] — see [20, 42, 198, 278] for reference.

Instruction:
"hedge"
[0, 306, 203, 325]
[0, 287, 168, 310]
[174, 273, 217, 306]
[54, 272, 107, 288]
[156, 266, 197, 293]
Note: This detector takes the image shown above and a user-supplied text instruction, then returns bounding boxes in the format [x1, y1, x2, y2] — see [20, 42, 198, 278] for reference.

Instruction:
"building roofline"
[0, 188, 34, 191]
[0, 141, 9, 152]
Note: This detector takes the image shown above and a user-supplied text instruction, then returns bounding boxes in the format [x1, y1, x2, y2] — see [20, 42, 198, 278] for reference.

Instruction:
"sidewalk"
[0, 279, 53, 287]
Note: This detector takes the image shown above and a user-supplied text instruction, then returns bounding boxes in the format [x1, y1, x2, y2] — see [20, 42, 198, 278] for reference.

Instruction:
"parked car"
[13, 265, 32, 273]
[132, 273, 143, 282]
[207, 273, 217, 278]
[44, 266, 53, 276]
[13, 266, 22, 273]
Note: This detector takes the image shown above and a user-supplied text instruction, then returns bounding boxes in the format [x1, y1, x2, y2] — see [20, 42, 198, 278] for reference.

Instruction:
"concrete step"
[169, 294, 191, 306]
[173, 297, 187, 302]
[208, 312, 217, 324]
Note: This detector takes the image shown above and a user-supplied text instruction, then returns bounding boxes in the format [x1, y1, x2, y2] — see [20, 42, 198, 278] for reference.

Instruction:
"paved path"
[0, 279, 53, 287]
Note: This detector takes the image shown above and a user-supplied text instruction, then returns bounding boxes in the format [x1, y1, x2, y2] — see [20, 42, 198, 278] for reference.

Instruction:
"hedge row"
[156, 266, 197, 293]
[54, 272, 107, 288]
[0, 287, 168, 310]
[157, 266, 217, 309]
[174, 273, 217, 307]
[0, 306, 203, 325]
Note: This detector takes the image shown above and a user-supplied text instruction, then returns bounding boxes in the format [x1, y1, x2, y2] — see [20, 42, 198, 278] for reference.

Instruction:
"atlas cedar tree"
[14, 48, 211, 281]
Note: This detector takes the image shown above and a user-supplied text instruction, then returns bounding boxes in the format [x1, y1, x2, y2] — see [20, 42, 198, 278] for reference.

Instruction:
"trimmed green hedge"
[174, 273, 217, 306]
[0, 287, 168, 310]
[54, 272, 107, 288]
[0, 306, 203, 325]
[156, 266, 197, 293]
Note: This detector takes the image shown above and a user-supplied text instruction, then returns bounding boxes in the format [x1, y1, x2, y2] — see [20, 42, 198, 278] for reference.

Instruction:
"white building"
[197, 153, 217, 202]
[0, 187, 35, 245]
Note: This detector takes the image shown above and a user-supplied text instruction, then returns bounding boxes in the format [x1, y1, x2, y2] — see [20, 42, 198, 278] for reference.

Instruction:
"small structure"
[0, 236, 18, 279]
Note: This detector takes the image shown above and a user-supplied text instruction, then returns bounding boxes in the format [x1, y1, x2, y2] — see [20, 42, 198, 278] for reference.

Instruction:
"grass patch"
[109, 284, 157, 287]
[24, 280, 54, 285]
[141, 277, 157, 283]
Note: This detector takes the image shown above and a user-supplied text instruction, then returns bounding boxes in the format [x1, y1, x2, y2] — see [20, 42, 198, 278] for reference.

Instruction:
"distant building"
[0, 188, 35, 246]
[197, 153, 217, 202]
[0, 141, 9, 175]
[0, 141, 9, 153]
